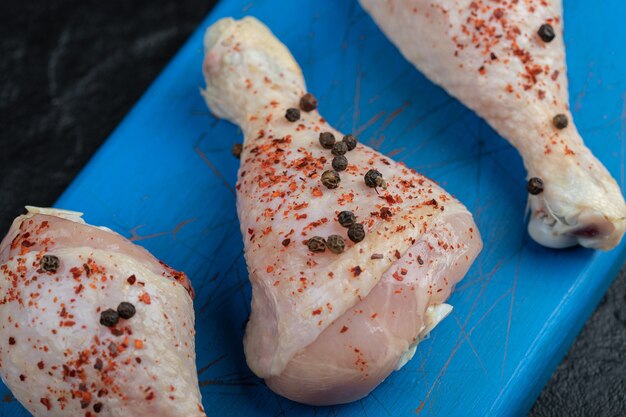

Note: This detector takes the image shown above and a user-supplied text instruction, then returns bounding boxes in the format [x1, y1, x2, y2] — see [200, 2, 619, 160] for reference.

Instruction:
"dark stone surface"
[0, 1, 624, 416]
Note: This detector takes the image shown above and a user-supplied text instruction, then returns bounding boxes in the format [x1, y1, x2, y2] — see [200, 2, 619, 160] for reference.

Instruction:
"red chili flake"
[139, 293, 151, 305]
[40, 398, 52, 410]
[19, 374, 26, 381]
[8, 337, 15, 345]
[127, 275, 137, 285]
[146, 392, 155, 401]
[478, 66, 486, 75]
[351, 266, 363, 277]
[266, 266, 274, 273]
[400, 268, 408, 275]
[371, 313, 378, 319]
[340, 326, 349, 333]
[37, 361, 44, 370]
[380, 207, 393, 220]
[281, 238, 290, 247]
[70, 267, 82, 279]
[312, 188, 323, 197]
[392, 272, 404, 281]
[394, 250, 401, 259]
[312, 308, 322, 316]
[417, 256, 424, 265]
[134, 340, 144, 349]
[371, 253, 383, 260]
[381, 194, 396, 205]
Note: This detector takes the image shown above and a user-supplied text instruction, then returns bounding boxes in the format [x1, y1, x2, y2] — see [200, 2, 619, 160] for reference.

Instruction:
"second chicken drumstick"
[202, 17, 482, 405]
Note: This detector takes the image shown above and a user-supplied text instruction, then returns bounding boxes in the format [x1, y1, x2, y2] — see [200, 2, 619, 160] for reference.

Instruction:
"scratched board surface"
[3, 0, 625, 416]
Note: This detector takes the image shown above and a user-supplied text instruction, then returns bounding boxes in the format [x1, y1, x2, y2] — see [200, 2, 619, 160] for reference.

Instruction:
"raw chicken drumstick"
[0, 207, 206, 417]
[202, 17, 482, 405]
[360, 0, 626, 249]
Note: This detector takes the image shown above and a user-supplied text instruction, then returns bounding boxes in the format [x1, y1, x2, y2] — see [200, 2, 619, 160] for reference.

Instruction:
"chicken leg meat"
[360, 0, 626, 249]
[202, 17, 482, 405]
[0, 207, 206, 417]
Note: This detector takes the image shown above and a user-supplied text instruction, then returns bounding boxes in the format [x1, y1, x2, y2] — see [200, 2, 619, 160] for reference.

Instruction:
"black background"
[1, 1, 625, 415]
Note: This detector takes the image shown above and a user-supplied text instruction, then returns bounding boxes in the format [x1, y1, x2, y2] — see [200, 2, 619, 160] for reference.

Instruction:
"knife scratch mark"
[500, 239, 524, 389]
[129, 218, 196, 242]
[195, 146, 237, 195]
[198, 353, 229, 375]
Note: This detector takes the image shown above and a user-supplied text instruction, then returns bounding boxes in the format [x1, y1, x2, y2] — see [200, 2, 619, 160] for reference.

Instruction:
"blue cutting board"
[3, 0, 625, 416]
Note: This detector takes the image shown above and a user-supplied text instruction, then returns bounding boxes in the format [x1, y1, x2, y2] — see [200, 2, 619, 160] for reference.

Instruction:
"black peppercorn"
[117, 302, 136, 320]
[307, 236, 326, 253]
[321, 170, 340, 189]
[232, 143, 243, 159]
[527, 177, 544, 195]
[552, 114, 568, 129]
[326, 235, 345, 254]
[347, 223, 366, 243]
[93, 402, 103, 413]
[331, 141, 348, 156]
[319, 132, 336, 149]
[40, 255, 60, 272]
[285, 107, 301, 122]
[538, 24, 555, 42]
[299, 93, 318, 112]
[342, 134, 358, 151]
[332, 155, 348, 171]
[100, 309, 119, 327]
[364, 169, 387, 189]
[337, 211, 356, 228]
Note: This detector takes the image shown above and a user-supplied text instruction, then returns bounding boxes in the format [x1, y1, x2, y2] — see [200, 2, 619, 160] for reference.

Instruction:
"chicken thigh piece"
[0, 207, 206, 417]
[202, 17, 482, 405]
[360, 0, 626, 250]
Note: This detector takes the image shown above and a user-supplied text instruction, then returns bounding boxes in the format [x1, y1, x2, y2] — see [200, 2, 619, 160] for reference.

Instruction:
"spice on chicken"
[319, 132, 336, 149]
[282, 238, 291, 247]
[347, 223, 366, 243]
[326, 235, 346, 254]
[331, 141, 348, 156]
[364, 169, 387, 189]
[538, 24, 555, 42]
[285, 108, 301, 122]
[332, 155, 348, 171]
[232, 143, 243, 159]
[299, 93, 318, 112]
[99, 309, 120, 327]
[321, 170, 340, 189]
[307, 236, 327, 253]
[342, 134, 358, 151]
[337, 210, 356, 227]
[40, 255, 60, 272]
[552, 114, 568, 129]
[117, 302, 136, 320]
[527, 177, 544, 195]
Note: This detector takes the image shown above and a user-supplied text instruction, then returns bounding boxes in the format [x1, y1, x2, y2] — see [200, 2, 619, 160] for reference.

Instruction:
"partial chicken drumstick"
[360, 0, 626, 249]
[0, 207, 206, 417]
[202, 17, 482, 405]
